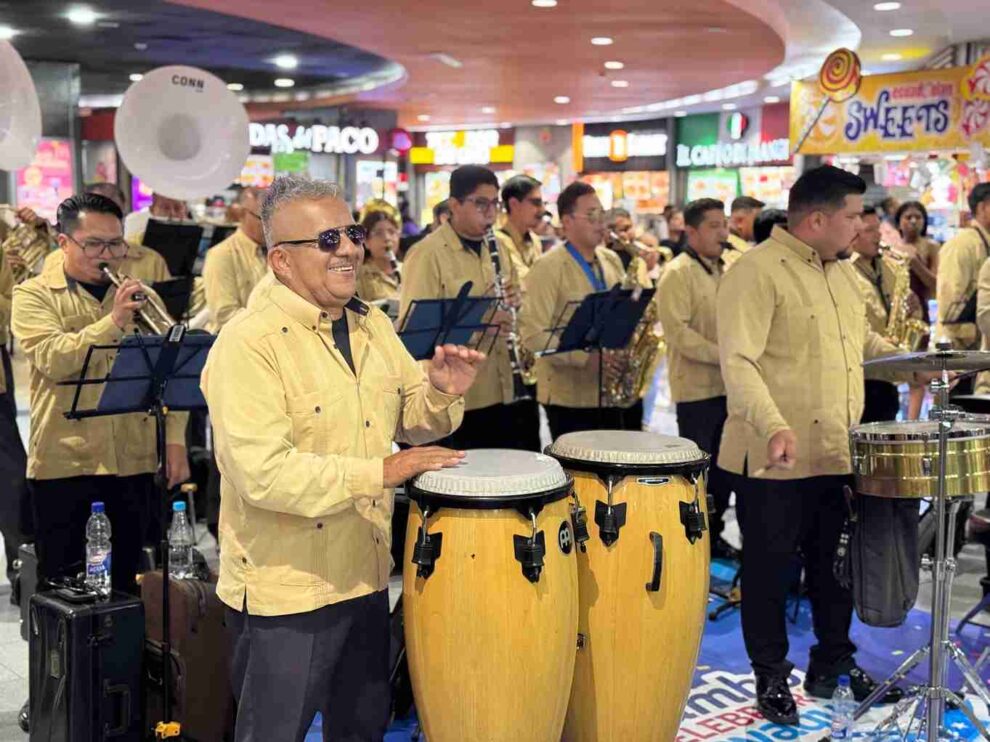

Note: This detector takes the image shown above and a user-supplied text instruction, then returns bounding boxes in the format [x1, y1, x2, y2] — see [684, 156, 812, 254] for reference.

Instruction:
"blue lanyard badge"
[565, 242, 606, 291]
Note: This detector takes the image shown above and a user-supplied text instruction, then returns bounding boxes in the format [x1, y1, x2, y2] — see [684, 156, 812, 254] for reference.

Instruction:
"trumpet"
[99, 263, 177, 335]
[608, 229, 672, 267]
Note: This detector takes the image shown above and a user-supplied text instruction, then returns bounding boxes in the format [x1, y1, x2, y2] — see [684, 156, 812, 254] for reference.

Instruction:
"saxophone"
[601, 231, 666, 408]
[881, 246, 928, 351]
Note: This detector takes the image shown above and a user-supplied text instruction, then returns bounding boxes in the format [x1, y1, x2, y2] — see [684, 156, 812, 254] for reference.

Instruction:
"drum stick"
[750, 466, 771, 478]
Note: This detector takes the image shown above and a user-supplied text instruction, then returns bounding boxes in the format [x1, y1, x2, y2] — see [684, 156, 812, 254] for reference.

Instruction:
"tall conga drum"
[547, 431, 711, 742]
[403, 450, 578, 742]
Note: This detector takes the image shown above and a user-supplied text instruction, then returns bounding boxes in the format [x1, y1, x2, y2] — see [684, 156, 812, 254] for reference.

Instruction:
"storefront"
[675, 103, 794, 208]
[790, 56, 990, 241]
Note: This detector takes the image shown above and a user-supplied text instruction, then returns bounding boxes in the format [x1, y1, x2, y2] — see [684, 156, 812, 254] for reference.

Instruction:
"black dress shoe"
[18, 698, 28, 732]
[711, 536, 741, 561]
[756, 675, 799, 725]
[804, 666, 904, 704]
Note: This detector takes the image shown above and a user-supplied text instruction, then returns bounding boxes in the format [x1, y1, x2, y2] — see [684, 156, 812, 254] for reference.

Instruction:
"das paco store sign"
[249, 122, 382, 156]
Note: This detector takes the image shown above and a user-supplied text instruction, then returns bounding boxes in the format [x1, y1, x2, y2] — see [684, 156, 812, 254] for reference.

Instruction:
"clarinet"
[484, 227, 533, 402]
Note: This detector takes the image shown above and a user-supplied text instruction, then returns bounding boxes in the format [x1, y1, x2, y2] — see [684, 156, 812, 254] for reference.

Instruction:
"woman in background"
[356, 204, 402, 305]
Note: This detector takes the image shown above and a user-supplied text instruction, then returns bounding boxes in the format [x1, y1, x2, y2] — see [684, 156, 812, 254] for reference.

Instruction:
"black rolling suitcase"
[29, 590, 144, 741]
[18, 543, 38, 641]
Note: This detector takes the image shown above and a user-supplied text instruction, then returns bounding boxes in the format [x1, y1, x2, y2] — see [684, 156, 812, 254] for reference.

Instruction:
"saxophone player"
[655, 198, 737, 560]
[400, 165, 540, 451]
[498, 175, 545, 282]
[849, 207, 922, 422]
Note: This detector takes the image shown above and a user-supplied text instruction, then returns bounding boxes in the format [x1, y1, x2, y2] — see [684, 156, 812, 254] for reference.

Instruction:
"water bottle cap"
[838, 674, 850, 687]
[173, 501, 186, 512]
[91, 501, 105, 513]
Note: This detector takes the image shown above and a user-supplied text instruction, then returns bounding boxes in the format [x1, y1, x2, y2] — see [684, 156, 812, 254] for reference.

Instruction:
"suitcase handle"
[104, 681, 130, 736]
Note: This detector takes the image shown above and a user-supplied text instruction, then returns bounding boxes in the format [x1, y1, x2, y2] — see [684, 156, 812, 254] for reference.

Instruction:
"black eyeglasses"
[275, 224, 367, 253]
[65, 234, 129, 258]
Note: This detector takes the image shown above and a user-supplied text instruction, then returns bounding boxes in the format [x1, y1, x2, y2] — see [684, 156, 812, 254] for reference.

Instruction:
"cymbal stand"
[852, 363, 990, 740]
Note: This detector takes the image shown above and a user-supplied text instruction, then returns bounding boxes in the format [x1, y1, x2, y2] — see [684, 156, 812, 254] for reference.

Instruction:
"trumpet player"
[656, 198, 737, 560]
[401, 165, 539, 451]
[10, 194, 189, 600]
[85, 182, 172, 283]
[605, 208, 662, 287]
[498, 175, 545, 281]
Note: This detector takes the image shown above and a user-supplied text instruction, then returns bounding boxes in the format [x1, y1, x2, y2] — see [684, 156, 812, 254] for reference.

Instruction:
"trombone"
[99, 263, 178, 335]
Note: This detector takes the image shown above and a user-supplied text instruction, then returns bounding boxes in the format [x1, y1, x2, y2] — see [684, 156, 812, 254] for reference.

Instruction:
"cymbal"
[953, 394, 990, 414]
[862, 350, 990, 373]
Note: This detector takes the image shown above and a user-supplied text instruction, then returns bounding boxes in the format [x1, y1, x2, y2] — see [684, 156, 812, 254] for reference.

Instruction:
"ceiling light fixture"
[882, 52, 903, 61]
[554, 95, 571, 104]
[273, 54, 298, 69]
[274, 78, 295, 88]
[873, 2, 901, 10]
[227, 82, 244, 91]
[429, 52, 463, 69]
[722, 103, 737, 110]
[764, 95, 781, 103]
[418, 114, 431, 122]
[0, 26, 16, 40]
[889, 28, 914, 37]
[706, 26, 727, 33]
[500, 121, 512, 128]
[610, 80, 629, 88]
[481, 106, 496, 114]
[134, 42, 148, 50]
[67, 6, 98, 25]
[604, 61, 624, 70]
[531, 0, 557, 7]
[674, 111, 687, 117]
[129, 73, 143, 82]
[590, 37, 613, 46]
[555, 119, 569, 126]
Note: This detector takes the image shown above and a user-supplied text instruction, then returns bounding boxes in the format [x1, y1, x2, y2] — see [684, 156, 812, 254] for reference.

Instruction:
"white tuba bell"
[0, 41, 42, 171]
[114, 65, 250, 200]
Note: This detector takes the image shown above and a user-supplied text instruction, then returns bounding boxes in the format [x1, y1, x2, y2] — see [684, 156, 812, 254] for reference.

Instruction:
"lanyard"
[872, 257, 890, 314]
[685, 246, 718, 276]
[565, 242, 606, 291]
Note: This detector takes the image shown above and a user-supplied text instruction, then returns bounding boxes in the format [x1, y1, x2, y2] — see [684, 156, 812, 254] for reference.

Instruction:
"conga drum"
[547, 430, 711, 742]
[403, 449, 579, 742]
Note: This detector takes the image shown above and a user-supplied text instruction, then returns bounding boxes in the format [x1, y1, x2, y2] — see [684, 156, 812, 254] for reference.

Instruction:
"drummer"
[202, 175, 484, 739]
[717, 165, 912, 725]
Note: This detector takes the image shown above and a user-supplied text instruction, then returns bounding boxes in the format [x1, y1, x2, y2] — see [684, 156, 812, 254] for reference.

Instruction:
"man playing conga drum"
[202, 175, 484, 740]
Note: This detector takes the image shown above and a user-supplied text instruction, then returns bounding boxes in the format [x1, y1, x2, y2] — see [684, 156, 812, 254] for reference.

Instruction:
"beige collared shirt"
[399, 222, 517, 412]
[717, 226, 899, 480]
[518, 244, 625, 408]
[722, 234, 750, 268]
[0, 251, 12, 393]
[202, 272, 464, 616]
[655, 250, 724, 403]
[936, 224, 990, 350]
[850, 251, 899, 335]
[356, 261, 400, 303]
[497, 222, 542, 281]
[202, 227, 268, 332]
[11, 251, 186, 481]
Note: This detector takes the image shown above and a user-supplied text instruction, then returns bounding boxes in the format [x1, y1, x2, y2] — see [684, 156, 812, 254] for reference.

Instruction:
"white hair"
[260, 175, 343, 247]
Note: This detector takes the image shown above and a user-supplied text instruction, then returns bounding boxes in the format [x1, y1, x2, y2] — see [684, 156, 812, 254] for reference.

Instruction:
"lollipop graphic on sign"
[792, 48, 863, 154]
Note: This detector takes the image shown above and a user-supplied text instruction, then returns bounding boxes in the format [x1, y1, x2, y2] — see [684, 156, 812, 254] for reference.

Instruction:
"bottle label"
[87, 550, 111, 577]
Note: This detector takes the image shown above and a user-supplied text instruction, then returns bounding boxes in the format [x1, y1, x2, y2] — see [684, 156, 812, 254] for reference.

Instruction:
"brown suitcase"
[140, 570, 235, 741]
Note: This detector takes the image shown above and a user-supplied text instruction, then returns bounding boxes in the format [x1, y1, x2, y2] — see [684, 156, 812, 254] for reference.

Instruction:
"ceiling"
[171, 0, 786, 128]
[0, 0, 392, 98]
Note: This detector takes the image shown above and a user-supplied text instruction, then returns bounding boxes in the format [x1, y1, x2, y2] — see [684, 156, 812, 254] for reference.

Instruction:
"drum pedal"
[513, 532, 546, 583]
[571, 505, 590, 552]
[679, 501, 707, 544]
[594, 501, 627, 546]
[412, 528, 443, 580]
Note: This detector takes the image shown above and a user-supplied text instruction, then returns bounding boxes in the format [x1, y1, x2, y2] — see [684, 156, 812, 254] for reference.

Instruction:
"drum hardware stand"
[594, 476, 626, 546]
[680, 472, 708, 544]
[513, 510, 546, 583]
[411, 507, 442, 580]
[569, 493, 590, 552]
[853, 367, 990, 741]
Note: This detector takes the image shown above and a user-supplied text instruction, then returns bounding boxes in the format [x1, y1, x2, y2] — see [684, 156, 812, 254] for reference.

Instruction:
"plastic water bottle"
[168, 501, 193, 579]
[830, 675, 855, 739]
[84, 502, 112, 598]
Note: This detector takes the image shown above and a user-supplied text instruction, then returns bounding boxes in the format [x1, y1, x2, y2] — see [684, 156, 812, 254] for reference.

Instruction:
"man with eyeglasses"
[202, 175, 481, 740]
[519, 181, 628, 438]
[11, 194, 190, 600]
[498, 175, 546, 281]
[401, 165, 540, 451]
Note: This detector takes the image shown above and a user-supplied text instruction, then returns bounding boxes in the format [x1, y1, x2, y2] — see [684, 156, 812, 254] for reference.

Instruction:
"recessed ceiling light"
[273, 54, 298, 70]
[481, 106, 496, 114]
[874, 2, 901, 9]
[531, 0, 557, 7]
[554, 95, 571, 104]
[604, 61, 624, 70]
[882, 52, 903, 61]
[274, 78, 295, 88]
[610, 80, 629, 88]
[129, 73, 143, 82]
[227, 82, 244, 91]
[0, 26, 16, 40]
[706, 26, 728, 33]
[555, 119, 569, 126]
[591, 37, 613, 46]
[764, 95, 781, 103]
[66, 6, 98, 25]
[674, 110, 687, 117]
[889, 28, 914, 37]
[417, 114, 431, 122]
[722, 103, 737, 110]
[134, 42, 148, 50]
[429, 52, 463, 69]
[500, 121, 512, 128]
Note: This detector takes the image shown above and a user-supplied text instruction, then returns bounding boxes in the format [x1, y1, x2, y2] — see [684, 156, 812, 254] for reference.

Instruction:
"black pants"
[862, 380, 900, 424]
[227, 590, 390, 741]
[620, 400, 644, 432]
[676, 396, 731, 540]
[0, 346, 27, 584]
[545, 404, 629, 440]
[737, 473, 856, 678]
[438, 400, 541, 451]
[28, 474, 152, 595]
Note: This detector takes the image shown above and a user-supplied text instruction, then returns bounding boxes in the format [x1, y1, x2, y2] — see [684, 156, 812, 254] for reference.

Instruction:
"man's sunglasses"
[275, 224, 367, 252]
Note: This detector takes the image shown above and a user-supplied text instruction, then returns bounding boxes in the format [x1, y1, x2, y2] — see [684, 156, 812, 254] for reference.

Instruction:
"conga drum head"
[409, 449, 572, 510]
[547, 429, 709, 478]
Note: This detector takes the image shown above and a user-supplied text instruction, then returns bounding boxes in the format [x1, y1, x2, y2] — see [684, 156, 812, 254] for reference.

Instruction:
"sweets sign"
[790, 55, 990, 154]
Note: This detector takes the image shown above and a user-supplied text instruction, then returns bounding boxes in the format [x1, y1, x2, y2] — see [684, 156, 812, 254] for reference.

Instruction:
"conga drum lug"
[570, 498, 591, 552]
[679, 500, 707, 544]
[594, 501, 627, 546]
[576, 633, 586, 650]
[646, 532, 663, 592]
[412, 527, 443, 580]
[513, 531, 547, 583]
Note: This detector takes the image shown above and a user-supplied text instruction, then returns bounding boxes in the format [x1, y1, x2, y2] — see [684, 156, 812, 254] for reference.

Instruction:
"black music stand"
[536, 285, 656, 406]
[61, 326, 213, 740]
[151, 276, 194, 322]
[398, 281, 498, 361]
[143, 219, 204, 279]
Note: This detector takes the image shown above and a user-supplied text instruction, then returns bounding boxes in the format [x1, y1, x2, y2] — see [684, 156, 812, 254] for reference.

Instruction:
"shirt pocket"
[285, 389, 338, 454]
[373, 374, 402, 439]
